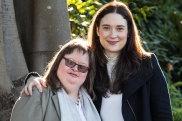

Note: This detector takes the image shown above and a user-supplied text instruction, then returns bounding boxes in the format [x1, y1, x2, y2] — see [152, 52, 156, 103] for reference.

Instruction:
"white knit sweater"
[100, 55, 124, 121]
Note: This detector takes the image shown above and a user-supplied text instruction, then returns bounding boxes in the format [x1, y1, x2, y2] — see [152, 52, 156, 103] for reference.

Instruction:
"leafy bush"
[168, 82, 182, 121]
[68, 0, 102, 37]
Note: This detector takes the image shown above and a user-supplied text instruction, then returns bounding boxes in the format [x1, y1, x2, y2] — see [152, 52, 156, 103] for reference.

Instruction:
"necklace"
[75, 94, 80, 105]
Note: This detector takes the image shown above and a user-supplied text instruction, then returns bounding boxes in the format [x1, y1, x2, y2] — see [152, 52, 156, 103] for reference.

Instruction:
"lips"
[68, 72, 78, 78]
[107, 41, 118, 45]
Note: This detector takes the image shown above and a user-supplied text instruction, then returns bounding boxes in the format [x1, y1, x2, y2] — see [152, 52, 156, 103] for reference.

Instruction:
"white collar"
[104, 53, 119, 64]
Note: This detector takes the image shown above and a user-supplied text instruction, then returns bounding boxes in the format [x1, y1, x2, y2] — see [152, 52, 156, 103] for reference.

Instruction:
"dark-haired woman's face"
[97, 13, 128, 58]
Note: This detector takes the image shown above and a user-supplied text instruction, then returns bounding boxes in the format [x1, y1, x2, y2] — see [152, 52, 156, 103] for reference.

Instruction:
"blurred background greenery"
[67, 0, 182, 120]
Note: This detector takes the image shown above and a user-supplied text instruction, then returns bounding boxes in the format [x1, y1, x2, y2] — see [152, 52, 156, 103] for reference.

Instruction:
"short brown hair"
[43, 38, 95, 95]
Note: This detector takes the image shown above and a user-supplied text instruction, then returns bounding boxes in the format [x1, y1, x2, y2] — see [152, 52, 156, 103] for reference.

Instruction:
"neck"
[104, 53, 119, 61]
[68, 90, 79, 103]
[104, 51, 119, 59]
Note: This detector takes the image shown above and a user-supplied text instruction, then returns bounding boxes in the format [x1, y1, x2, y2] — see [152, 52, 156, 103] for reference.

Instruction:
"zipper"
[126, 99, 138, 121]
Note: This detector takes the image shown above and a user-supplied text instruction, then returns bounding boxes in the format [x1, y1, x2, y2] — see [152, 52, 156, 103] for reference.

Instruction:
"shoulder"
[149, 53, 158, 63]
[32, 87, 49, 95]
[20, 87, 41, 99]
[142, 53, 165, 80]
[20, 87, 50, 101]
[141, 53, 159, 68]
[139, 53, 161, 78]
[11, 88, 45, 121]
[149, 53, 161, 69]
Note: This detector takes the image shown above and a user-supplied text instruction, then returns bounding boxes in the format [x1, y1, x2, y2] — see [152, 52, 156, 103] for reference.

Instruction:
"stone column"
[30, 0, 71, 74]
[0, 1, 11, 89]
[1, 0, 28, 83]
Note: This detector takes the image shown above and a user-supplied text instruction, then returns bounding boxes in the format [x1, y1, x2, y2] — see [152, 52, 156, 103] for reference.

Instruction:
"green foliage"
[68, 0, 102, 37]
[168, 83, 182, 121]
[67, 0, 182, 120]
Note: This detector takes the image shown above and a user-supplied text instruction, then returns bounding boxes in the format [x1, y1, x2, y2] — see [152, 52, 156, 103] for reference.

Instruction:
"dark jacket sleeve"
[150, 54, 173, 121]
[24, 72, 40, 84]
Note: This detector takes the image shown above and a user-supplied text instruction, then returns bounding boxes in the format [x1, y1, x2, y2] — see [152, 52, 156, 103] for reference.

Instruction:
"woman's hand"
[20, 76, 47, 96]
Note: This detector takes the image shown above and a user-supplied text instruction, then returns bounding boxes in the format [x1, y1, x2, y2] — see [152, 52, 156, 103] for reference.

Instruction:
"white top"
[57, 91, 87, 121]
[76, 100, 87, 121]
[100, 92, 124, 121]
[100, 54, 124, 121]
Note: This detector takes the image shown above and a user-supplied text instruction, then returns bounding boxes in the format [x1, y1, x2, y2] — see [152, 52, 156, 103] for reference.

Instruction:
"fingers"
[24, 76, 35, 95]
[22, 76, 45, 96]
[40, 79, 47, 88]
[24, 84, 30, 95]
[23, 77, 39, 95]
[19, 88, 25, 97]
[34, 78, 43, 93]
[27, 82, 34, 95]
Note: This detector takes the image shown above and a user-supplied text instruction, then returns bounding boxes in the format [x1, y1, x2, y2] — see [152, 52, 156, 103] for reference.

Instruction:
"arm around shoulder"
[10, 87, 43, 121]
[24, 72, 40, 84]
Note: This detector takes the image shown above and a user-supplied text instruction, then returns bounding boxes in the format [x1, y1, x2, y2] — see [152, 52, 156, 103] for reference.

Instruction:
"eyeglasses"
[63, 57, 89, 73]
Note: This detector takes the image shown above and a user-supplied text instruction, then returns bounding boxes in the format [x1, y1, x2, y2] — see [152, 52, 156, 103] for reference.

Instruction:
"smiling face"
[57, 49, 89, 94]
[97, 13, 128, 58]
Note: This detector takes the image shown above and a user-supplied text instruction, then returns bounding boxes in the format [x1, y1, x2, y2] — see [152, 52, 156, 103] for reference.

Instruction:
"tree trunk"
[0, 0, 12, 90]
[1, 0, 28, 81]
[30, 0, 71, 74]
[13, 0, 33, 72]
[0, 37, 12, 91]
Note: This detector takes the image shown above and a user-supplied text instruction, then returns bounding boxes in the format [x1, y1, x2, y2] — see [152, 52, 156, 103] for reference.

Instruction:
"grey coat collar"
[51, 93, 61, 120]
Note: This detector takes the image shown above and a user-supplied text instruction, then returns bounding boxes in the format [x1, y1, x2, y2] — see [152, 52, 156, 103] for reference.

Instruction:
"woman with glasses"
[10, 39, 101, 121]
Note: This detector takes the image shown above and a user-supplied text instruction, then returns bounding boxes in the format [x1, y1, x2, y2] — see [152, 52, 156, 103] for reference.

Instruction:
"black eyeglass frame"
[63, 57, 89, 73]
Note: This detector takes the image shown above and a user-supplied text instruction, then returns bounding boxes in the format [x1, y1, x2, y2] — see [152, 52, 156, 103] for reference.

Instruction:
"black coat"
[93, 54, 173, 121]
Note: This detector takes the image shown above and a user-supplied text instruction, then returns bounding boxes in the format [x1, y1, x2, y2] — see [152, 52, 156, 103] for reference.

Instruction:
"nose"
[110, 29, 117, 38]
[71, 65, 79, 72]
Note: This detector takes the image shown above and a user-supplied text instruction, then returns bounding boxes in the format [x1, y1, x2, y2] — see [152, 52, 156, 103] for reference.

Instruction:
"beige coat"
[10, 87, 61, 121]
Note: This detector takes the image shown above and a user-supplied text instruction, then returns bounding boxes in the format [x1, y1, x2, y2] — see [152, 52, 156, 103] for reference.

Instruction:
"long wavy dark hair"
[88, 1, 151, 96]
[43, 39, 96, 96]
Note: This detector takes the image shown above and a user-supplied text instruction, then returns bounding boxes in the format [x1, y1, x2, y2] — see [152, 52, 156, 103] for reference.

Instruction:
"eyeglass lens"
[63, 57, 89, 73]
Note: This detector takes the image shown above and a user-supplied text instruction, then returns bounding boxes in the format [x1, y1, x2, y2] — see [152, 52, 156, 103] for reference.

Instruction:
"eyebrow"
[66, 57, 88, 66]
[102, 24, 110, 26]
[102, 24, 125, 27]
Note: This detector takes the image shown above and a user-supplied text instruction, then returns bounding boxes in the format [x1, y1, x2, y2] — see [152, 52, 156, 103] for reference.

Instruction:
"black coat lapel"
[123, 64, 152, 99]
